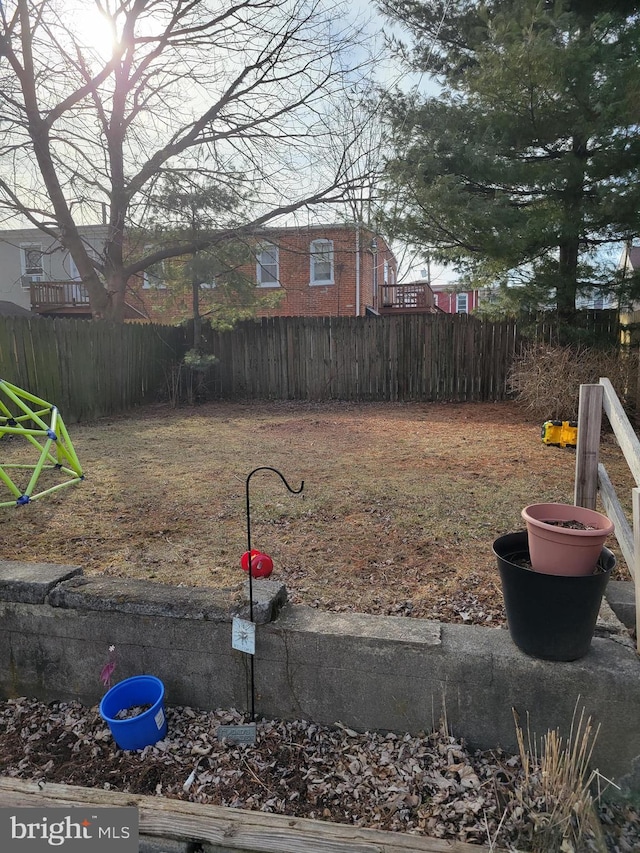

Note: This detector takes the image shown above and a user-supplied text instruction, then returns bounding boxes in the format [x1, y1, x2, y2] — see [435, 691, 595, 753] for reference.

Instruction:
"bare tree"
[0, 0, 374, 320]
[335, 87, 386, 229]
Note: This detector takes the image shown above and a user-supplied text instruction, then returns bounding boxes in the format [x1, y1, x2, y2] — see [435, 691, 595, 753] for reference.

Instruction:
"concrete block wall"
[1, 561, 639, 796]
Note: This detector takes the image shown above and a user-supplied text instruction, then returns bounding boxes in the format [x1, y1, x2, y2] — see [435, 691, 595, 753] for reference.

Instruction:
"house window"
[456, 292, 469, 313]
[256, 243, 279, 287]
[143, 260, 166, 289]
[20, 244, 43, 286]
[68, 255, 81, 281]
[310, 239, 334, 284]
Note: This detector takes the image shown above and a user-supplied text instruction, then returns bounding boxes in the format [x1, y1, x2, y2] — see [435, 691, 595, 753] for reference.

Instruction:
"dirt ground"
[0, 400, 634, 625]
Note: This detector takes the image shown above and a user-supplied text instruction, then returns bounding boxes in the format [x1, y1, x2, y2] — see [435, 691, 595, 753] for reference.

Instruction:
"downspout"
[355, 225, 360, 316]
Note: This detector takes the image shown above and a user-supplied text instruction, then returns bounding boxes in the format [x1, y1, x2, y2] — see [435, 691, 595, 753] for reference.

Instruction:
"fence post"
[574, 383, 603, 509]
[633, 489, 640, 654]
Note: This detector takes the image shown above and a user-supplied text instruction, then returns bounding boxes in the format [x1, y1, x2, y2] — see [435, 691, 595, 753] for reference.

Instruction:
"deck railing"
[30, 281, 90, 310]
[575, 378, 640, 651]
[379, 283, 434, 311]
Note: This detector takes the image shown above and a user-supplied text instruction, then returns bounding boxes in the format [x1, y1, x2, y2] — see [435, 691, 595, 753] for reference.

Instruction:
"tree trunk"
[101, 272, 128, 322]
[192, 252, 201, 351]
[557, 238, 579, 325]
[556, 134, 587, 327]
[83, 270, 113, 320]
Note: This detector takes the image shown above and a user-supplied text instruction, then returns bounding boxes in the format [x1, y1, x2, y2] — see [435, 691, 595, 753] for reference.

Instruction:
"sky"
[352, 1, 457, 285]
[0, 0, 456, 287]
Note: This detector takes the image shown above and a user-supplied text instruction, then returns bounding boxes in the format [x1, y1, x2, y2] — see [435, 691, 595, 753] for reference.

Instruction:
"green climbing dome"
[0, 379, 83, 507]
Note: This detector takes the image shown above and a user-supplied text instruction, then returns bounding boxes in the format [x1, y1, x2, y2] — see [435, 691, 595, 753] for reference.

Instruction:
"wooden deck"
[378, 284, 438, 314]
[0, 777, 500, 853]
[30, 281, 91, 315]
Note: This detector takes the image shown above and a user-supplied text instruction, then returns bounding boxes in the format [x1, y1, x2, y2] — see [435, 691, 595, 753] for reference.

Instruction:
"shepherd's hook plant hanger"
[245, 466, 304, 720]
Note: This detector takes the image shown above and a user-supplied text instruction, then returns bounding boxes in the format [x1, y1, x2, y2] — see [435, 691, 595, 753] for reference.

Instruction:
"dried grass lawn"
[0, 400, 633, 625]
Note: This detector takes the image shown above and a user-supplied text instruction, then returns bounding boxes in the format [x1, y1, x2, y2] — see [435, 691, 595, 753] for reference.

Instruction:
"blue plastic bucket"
[99, 675, 167, 750]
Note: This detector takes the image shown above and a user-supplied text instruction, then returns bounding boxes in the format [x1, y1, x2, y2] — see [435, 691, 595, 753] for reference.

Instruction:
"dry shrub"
[499, 707, 607, 853]
[508, 345, 637, 421]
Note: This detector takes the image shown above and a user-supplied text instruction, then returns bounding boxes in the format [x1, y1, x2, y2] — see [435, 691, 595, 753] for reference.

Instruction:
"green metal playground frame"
[0, 379, 84, 507]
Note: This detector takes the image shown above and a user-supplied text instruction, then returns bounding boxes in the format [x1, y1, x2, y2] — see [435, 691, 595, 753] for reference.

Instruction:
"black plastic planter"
[493, 531, 615, 662]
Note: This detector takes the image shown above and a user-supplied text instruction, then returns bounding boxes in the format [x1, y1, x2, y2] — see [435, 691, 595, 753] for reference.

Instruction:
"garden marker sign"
[231, 617, 255, 655]
[219, 467, 304, 746]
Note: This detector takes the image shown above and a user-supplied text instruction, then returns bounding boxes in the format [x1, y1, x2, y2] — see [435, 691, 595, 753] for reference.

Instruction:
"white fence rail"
[575, 378, 640, 652]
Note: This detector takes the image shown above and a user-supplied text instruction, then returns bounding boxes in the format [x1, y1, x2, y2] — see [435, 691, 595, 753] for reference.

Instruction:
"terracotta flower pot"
[521, 503, 614, 576]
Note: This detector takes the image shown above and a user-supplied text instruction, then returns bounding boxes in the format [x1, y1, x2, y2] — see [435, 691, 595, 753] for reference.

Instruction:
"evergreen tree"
[379, 0, 640, 320]
[143, 176, 267, 346]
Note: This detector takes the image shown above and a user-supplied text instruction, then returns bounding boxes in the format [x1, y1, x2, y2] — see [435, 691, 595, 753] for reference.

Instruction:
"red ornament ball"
[241, 549, 261, 572]
[240, 550, 274, 578]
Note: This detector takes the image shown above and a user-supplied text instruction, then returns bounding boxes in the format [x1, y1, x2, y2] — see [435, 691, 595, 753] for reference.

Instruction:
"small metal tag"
[216, 724, 257, 745]
[232, 616, 256, 655]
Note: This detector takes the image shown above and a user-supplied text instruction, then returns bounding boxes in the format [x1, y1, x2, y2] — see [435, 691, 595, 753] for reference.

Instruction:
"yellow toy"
[541, 420, 578, 448]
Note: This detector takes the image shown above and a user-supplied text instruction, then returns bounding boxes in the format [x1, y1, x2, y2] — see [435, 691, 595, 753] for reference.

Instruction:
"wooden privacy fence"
[0, 312, 624, 420]
[0, 316, 186, 423]
[205, 314, 521, 402]
[575, 378, 640, 651]
[521, 308, 620, 346]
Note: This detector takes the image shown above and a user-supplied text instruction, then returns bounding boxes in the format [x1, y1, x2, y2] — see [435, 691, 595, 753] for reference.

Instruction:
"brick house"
[1, 222, 429, 322]
[430, 281, 480, 314]
[134, 224, 402, 322]
[251, 224, 395, 318]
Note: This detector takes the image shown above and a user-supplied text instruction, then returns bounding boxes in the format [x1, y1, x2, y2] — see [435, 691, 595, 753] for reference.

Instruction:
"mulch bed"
[1, 697, 638, 852]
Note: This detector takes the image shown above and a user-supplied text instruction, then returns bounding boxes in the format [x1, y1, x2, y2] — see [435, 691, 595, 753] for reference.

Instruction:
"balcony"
[378, 283, 437, 314]
[30, 281, 91, 316]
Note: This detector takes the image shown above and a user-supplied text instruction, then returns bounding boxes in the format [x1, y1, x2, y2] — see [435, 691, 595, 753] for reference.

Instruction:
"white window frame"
[456, 292, 469, 313]
[143, 259, 167, 290]
[68, 255, 81, 281]
[20, 244, 44, 287]
[310, 239, 334, 285]
[256, 243, 280, 287]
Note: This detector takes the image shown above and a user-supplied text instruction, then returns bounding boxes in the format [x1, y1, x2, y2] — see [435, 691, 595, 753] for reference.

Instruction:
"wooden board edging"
[0, 777, 503, 853]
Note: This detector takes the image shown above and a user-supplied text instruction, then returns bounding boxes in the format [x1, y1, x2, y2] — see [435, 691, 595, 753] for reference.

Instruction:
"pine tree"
[380, 0, 640, 321]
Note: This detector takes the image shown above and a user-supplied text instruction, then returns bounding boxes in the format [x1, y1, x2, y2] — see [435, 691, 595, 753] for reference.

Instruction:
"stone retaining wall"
[1, 561, 639, 795]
